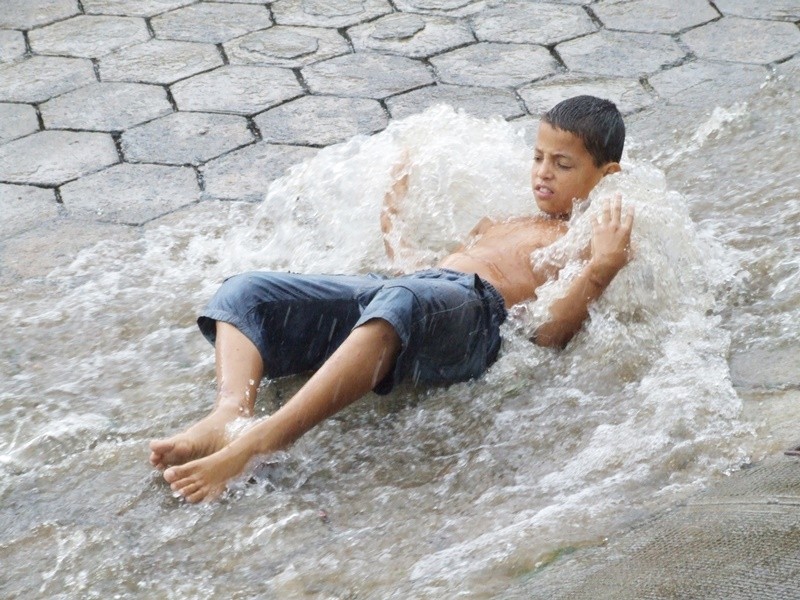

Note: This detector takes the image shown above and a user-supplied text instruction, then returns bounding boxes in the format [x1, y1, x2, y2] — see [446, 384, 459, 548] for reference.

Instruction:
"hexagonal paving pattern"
[82, 0, 196, 17]
[40, 82, 173, 132]
[272, 0, 393, 28]
[386, 83, 524, 120]
[151, 3, 273, 44]
[472, 1, 597, 45]
[224, 26, 349, 68]
[593, 0, 719, 34]
[682, 17, 800, 65]
[98, 39, 224, 84]
[0, 103, 39, 144]
[29, 15, 151, 59]
[0, 0, 79, 30]
[170, 65, 304, 115]
[0, 56, 97, 104]
[713, 0, 800, 21]
[519, 75, 653, 115]
[431, 42, 559, 88]
[0, 183, 59, 239]
[348, 13, 475, 58]
[0, 30, 26, 64]
[121, 111, 254, 165]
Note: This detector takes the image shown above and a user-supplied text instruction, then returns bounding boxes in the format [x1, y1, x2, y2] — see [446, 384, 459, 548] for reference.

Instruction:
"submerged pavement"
[1, 1, 799, 597]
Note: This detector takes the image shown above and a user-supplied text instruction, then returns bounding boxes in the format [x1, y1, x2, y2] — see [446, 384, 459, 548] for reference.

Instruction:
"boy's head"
[532, 95, 624, 218]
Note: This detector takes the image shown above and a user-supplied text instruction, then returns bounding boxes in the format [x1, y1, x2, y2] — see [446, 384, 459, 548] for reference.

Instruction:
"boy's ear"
[603, 162, 622, 176]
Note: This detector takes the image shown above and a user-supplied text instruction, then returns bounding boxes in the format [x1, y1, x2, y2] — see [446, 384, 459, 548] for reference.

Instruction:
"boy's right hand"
[588, 193, 634, 286]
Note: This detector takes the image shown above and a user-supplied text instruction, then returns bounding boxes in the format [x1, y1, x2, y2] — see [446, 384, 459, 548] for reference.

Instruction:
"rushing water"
[1, 64, 798, 598]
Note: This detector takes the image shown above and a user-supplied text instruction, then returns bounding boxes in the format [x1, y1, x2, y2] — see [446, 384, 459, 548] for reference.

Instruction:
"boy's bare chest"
[472, 218, 565, 254]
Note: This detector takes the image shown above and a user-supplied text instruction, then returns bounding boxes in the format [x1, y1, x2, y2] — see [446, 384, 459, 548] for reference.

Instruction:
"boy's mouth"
[534, 184, 554, 199]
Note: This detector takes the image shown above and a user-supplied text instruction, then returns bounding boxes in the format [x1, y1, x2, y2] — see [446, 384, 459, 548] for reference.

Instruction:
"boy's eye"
[533, 155, 542, 162]
[558, 163, 572, 170]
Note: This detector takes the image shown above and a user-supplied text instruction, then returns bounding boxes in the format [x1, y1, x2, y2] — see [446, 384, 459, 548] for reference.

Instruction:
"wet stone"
[82, 0, 196, 17]
[730, 346, 800, 389]
[0, 184, 59, 239]
[393, 0, 483, 16]
[519, 75, 653, 116]
[151, 3, 273, 44]
[714, 0, 800, 21]
[348, 13, 475, 59]
[0, 0, 79, 30]
[303, 53, 434, 99]
[201, 142, 317, 201]
[0, 131, 118, 186]
[98, 39, 223, 85]
[593, 0, 718, 35]
[60, 163, 199, 225]
[29, 15, 151, 59]
[170, 65, 303, 115]
[0, 56, 96, 104]
[254, 96, 387, 146]
[472, 1, 596, 45]
[386, 83, 524, 120]
[122, 112, 254, 166]
[224, 26, 348, 68]
[272, 0, 392, 28]
[557, 30, 685, 77]
[430, 42, 559, 88]
[0, 103, 39, 144]
[0, 30, 26, 64]
[649, 61, 769, 108]
[681, 17, 800, 65]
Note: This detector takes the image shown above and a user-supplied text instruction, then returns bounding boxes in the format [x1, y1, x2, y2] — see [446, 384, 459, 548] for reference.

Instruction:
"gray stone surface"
[272, 0, 393, 28]
[60, 163, 200, 224]
[393, 0, 485, 16]
[0, 30, 26, 65]
[151, 3, 273, 44]
[0, 184, 59, 239]
[558, 30, 685, 77]
[40, 82, 172, 132]
[681, 17, 800, 65]
[201, 142, 317, 201]
[82, 0, 195, 17]
[29, 15, 151, 59]
[730, 346, 800, 389]
[431, 42, 559, 88]
[303, 52, 434, 98]
[0, 131, 118, 186]
[348, 13, 475, 58]
[0, 103, 39, 144]
[98, 39, 223, 84]
[121, 111, 254, 165]
[0, 0, 79, 30]
[714, 0, 800, 21]
[472, 1, 597, 45]
[254, 95, 387, 146]
[0, 56, 96, 104]
[593, 0, 719, 34]
[386, 83, 524, 120]
[224, 26, 349, 68]
[519, 75, 653, 116]
[649, 60, 769, 108]
[170, 65, 303, 115]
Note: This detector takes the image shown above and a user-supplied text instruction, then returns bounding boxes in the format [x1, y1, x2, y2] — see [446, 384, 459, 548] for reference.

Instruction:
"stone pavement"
[1, 0, 799, 596]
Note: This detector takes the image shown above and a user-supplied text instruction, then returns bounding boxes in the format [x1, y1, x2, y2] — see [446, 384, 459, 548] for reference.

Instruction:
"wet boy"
[150, 95, 634, 503]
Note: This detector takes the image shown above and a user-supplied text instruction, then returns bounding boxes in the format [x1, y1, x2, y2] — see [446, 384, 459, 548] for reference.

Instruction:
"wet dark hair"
[542, 95, 625, 167]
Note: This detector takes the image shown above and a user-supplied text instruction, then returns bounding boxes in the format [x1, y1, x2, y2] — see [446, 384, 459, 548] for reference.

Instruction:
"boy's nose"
[536, 160, 553, 180]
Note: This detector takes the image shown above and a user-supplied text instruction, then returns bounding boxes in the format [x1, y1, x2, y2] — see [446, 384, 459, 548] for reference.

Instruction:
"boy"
[150, 95, 634, 503]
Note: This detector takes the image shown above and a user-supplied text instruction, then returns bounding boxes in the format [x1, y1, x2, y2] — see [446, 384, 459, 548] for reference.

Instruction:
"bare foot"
[149, 407, 242, 470]
[164, 443, 253, 503]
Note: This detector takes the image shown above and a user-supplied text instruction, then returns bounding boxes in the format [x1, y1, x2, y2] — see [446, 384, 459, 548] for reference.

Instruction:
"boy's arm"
[380, 161, 410, 261]
[533, 194, 634, 348]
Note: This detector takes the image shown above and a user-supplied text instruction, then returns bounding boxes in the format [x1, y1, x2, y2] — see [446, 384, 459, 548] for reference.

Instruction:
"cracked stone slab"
[224, 26, 349, 68]
[681, 17, 800, 65]
[272, 0, 393, 28]
[519, 75, 653, 116]
[40, 82, 172, 132]
[593, 0, 718, 35]
[386, 83, 523, 120]
[777, 55, 800, 92]
[82, 0, 196, 17]
[254, 96, 387, 146]
[0, 0, 79, 30]
[0, 56, 96, 104]
[0, 30, 26, 64]
[472, 1, 596, 45]
[60, 163, 200, 224]
[714, 0, 800, 21]
[557, 30, 685, 77]
[151, 3, 273, 44]
[348, 13, 475, 59]
[0, 131, 118, 186]
[393, 0, 486, 17]
[303, 52, 434, 99]
[201, 142, 317, 201]
[29, 15, 151, 59]
[122, 111, 254, 165]
[98, 39, 223, 85]
[171, 65, 303, 115]
[0, 103, 39, 144]
[430, 42, 559, 88]
[731, 346, 800, 389]
[0, 184, 59, 239]
[649, 61, 769, 108]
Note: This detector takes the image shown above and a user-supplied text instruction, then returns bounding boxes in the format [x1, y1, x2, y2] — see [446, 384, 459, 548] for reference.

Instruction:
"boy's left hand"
[588, 193, 634, 285]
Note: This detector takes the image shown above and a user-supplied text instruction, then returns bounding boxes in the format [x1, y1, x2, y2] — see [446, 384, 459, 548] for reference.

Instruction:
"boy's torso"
[438, 216, 567, 308]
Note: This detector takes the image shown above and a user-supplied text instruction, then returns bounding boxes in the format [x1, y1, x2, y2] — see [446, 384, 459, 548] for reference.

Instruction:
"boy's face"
[531, 122, 619, 218]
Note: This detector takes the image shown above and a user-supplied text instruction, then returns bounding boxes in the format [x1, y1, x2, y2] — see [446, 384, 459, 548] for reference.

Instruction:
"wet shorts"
[197, 269, 507, 394]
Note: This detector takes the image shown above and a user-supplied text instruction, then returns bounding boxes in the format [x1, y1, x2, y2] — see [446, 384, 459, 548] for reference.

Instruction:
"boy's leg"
[164, 318, 400, 503]
[149, 322, 263, 469]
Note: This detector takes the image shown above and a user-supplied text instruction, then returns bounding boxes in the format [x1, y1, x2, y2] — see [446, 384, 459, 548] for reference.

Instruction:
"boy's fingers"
[622, 205, 635, 229]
